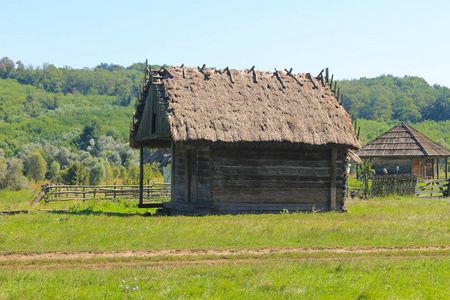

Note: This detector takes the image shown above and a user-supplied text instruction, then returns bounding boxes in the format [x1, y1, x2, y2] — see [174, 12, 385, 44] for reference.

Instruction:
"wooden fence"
[41, 182, 171, 202]
[415, 178, 449, 198]
[371, 175, 418, 197]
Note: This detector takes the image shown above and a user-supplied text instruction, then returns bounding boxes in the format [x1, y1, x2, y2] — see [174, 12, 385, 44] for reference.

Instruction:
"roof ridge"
[401, 123, 428, 156]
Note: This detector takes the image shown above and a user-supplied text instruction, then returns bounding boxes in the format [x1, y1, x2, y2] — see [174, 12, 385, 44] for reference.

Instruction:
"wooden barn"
[129, 64, 360, 214]
[358, 122, 450, 179]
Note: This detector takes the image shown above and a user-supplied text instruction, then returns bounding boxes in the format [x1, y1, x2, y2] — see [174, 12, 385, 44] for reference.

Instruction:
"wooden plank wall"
[372, 158, 412, 176]
[172, 145, 212, 207]
[210, 148, 347, 212]
[412, 158, 422, 177]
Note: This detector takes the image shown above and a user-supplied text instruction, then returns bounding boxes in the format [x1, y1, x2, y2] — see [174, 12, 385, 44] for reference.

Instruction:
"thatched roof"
[358, 122, 450, 158]
[132, 66, 360, 150]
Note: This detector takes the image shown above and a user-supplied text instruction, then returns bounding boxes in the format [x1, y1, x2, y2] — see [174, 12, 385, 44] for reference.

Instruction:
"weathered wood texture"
[415, 178, 449, 198]
[172, 145, 212, 207]
[371, 158, 413, 177]
[209, 148, 347, 212]
[41, 183, 170, 202]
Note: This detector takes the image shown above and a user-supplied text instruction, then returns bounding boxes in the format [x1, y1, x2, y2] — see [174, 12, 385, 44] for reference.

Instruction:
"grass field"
[1, 191, 449, 299]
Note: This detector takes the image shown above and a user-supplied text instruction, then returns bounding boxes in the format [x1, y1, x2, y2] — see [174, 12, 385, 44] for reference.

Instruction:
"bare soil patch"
[2, 246, 449, 261]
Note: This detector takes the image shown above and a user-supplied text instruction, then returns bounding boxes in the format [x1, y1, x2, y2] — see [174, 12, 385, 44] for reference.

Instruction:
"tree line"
[0, 57, 449, 191]
[339, 74, 450, 123]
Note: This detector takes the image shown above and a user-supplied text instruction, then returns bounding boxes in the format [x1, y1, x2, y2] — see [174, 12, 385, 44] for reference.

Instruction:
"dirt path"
[1, 246, 449, 261]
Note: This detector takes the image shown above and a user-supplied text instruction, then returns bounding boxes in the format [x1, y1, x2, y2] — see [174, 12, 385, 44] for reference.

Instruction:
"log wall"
[170, 146, 348, 214]
[172, 145, 212, 208]
[210, 148, 347, 213]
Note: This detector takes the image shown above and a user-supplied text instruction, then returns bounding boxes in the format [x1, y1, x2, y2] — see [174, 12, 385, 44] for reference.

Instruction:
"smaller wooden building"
[358, 122, 449, 179]
[130, 65, 360, 214]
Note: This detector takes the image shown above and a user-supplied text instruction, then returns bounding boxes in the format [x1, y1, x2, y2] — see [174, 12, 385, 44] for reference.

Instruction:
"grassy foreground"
[0, 191, 449, 299]
[0, 194, 449, 252]
[1, 253, 449, 299]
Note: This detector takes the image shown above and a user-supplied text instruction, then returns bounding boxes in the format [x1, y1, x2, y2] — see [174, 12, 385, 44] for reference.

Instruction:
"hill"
[0, 57, 448, 189]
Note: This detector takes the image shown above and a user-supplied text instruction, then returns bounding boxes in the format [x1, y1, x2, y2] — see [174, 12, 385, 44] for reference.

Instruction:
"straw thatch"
[132, 66, 360, 150]
[358, 122, 450, 158]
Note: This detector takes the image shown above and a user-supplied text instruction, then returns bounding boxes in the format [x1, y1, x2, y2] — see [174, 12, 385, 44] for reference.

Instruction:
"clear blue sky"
[1, 0, 450, 87]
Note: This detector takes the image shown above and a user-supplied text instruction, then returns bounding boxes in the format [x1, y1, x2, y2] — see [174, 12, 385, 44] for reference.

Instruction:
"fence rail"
[41, 182, 171, 202]
[415, 179, 449, 198]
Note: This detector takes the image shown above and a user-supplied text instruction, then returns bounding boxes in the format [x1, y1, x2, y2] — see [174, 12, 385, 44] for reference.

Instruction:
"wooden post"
[437, 158, 440, 179]
[139, 146, 144, 207]
[185, 148, 191, 203]
[113, 181, 117, 200]
[423, 158, 426, 179]
[83, 181, 86, 199]
[171, 142, 175, 204]
[330, 148, 337, 211]
[445, 157, 448, 179]
[147, 178, 151, 201]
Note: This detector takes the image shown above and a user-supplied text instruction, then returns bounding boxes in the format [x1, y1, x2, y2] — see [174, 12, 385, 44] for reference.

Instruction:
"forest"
[0, 56, 449, 190]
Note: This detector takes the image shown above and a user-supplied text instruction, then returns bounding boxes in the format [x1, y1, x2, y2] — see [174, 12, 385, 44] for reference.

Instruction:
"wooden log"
[212, 202, 329, 212]
[273, 69, 286, 89]
[416, 189, 446, 195]
[225, 67, 234, 83]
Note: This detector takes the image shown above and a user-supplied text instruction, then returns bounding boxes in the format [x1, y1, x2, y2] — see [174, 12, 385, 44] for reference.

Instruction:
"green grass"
[0, 189, 37, 211]
[0, 195, 449, 253]
[1, 192, 449, 298]
[1, 253, 449, 299]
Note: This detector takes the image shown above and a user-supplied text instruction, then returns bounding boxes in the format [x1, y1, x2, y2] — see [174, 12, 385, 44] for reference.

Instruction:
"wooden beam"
[330, 148, 337, 211]
[423, 158, 426, 179]
[139, 146, 144, 206]
[445, 157, 448, 179]
[437, 158, 440, 179]
[171, 142, 175, 203]
[185, 148, 191, 203]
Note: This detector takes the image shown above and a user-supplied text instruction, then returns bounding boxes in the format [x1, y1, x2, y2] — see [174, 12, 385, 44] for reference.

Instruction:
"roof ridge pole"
[306, 73, 318, 89]
[329, 74, 334, 91]
[225, 67, 234, 83]
[247, 66, 257, 83]
[197, 64, 211, 80]
[181, 64, 185, 78]
[273, 68, 286, 88]
[285, 68, 304, 87]
[316, 69, 325, 86]
[325, 68, 329, 83]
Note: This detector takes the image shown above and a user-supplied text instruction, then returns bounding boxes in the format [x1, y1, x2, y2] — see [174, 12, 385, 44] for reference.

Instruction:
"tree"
[78, 118, 102, 150]
[24, 152, 47, 182]
[0, 57, 15, 79]
[89, 162, 106, 185]
[48, 161, 61, 182]
[63, 162, 88, 185]
[0, 158, 29, 190]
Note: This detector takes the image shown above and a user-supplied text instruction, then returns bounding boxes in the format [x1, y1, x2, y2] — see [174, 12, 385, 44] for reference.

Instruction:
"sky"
[1, 0, 450, 87]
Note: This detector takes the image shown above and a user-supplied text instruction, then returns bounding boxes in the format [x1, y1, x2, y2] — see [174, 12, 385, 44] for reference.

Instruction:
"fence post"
[114, 181, 117, 200]
[147, 178, 151, 201]
[83, 181, 86, 200]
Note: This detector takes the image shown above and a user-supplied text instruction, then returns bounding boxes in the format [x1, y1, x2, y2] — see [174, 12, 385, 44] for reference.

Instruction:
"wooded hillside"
[0, 56, 448, 190]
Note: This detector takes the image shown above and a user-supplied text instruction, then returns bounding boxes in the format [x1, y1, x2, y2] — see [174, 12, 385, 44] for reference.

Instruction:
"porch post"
[139, 146, 144, 207]
[437, 158, 440, 179]
[423, 158, 426, 179]
[446, 157, 448, 179]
